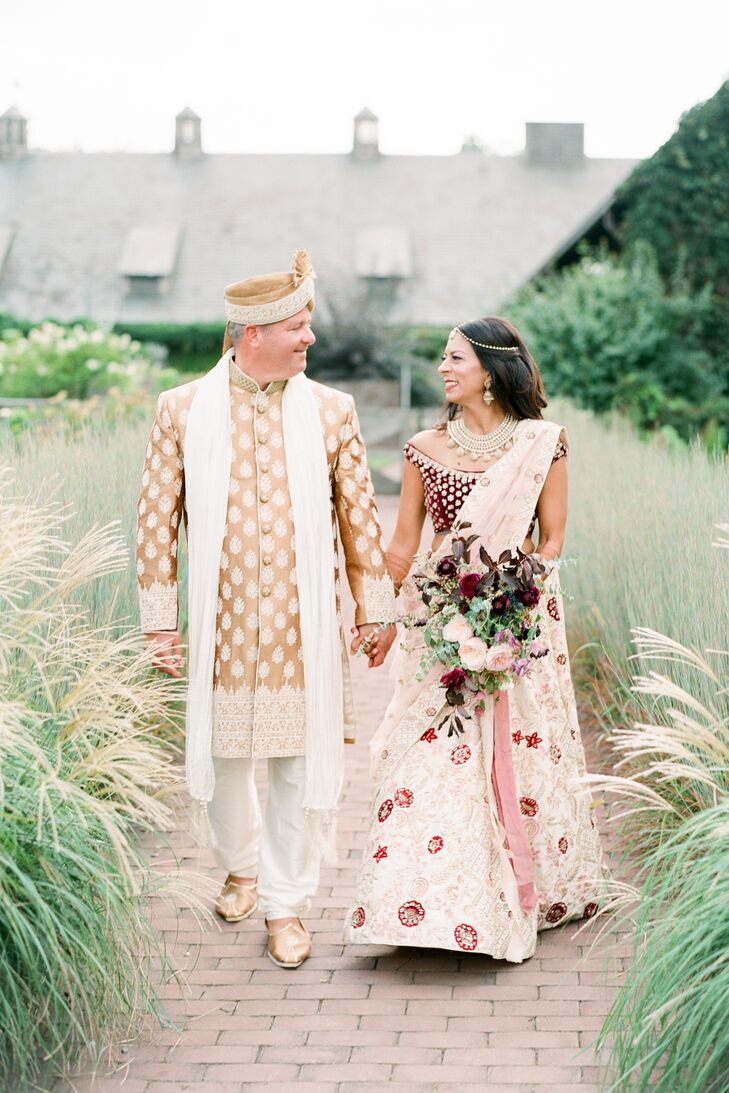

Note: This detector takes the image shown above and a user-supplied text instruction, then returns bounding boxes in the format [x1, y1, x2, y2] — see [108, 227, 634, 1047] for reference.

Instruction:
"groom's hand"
[350, 623, 396, 668]
[144, 630, 185, 678]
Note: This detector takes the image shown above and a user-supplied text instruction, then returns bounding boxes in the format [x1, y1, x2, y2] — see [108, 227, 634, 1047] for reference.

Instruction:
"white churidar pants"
[209, 755, 320, 919]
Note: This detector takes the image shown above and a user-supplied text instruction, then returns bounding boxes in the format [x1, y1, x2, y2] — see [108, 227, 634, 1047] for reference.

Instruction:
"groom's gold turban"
[222, 249, 316, 353]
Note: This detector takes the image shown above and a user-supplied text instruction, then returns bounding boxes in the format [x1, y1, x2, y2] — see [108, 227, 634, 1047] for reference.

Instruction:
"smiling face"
[257, 306, 316, 379]
[438, 329, 490, 405]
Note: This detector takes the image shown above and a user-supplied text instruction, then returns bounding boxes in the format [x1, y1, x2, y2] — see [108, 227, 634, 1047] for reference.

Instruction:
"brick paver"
[64, 497, 622, 1092]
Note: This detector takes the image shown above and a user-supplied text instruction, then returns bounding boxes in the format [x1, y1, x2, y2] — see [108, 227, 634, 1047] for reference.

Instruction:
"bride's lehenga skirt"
[344, 577, 605, 962]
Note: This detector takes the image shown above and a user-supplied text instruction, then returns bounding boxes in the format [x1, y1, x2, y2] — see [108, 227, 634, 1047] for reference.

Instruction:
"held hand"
[350, 623, 397, 669]
[144, 630, 185, 678]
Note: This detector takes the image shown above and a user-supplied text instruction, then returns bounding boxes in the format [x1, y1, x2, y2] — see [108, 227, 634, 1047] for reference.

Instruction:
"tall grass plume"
[0, 469, 210, 1090]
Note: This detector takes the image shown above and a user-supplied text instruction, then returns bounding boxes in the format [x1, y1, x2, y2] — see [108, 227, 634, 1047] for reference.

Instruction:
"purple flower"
[491, 593, 511, 615]
[440, 667, 466, 688]
[458, 573, 482, 599]
[516, 586, 541, 607]
[511, 657, 531, 676]
[436, 556, 458, 578]
[494, 628, 519, 649]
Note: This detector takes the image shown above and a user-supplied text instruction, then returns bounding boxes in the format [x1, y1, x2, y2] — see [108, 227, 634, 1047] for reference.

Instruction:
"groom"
[136, 250, 395, 968]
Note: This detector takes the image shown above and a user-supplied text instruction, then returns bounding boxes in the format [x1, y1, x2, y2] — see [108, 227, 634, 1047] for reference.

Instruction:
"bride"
[344, 317, 604, 962]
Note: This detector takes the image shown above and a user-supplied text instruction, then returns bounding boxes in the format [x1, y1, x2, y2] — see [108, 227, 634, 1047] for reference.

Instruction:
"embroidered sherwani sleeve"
[333, 400, 396, 627]
[136, 392, 184, 631]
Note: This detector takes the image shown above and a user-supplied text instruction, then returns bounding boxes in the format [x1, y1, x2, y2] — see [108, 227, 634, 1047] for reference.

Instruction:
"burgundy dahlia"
[458, 573, 482, 599]
[436, 556, 458, 577]
[516, 586, 541, 607]
[491, 593, 511, 615]
[440, 667, 466, 688]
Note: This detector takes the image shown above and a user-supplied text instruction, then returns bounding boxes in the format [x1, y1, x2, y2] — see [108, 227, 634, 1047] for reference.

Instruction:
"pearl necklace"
[446, 413, 519, 461]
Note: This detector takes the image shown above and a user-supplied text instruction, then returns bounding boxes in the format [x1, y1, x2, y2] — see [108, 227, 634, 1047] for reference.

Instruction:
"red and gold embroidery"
[420, 727, 437, 743]
[558, 837, 568, 854]
[351, 906, 366, 928]
[525, 731, 542, 749]
[378, 799, 393, 822]
[373, 845, 388, 862]
[545, 902, 567, 923]
[394, 788, 414, 808]
[398, 900, 425, 927]
[450, 744, 471, 765]
[550, 744, 562, 764]
[520, 797, 538, 817]
[547, 596, 560, 621]
[428, 836, 444, 854]
[454, 923, 478, 950]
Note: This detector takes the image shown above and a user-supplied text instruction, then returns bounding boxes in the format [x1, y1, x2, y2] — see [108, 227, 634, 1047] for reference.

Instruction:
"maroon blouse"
[405, 436, 568, 536]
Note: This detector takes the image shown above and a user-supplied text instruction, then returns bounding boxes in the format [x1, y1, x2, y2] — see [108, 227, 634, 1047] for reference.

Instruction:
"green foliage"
[0, 321, 178, 400]
[0, 475, 210, 1088]
[510, 247, 726, 447]
[592, 629, 729, 1092]
[618, 79, 729, 349]
[112, 319, 221, 374]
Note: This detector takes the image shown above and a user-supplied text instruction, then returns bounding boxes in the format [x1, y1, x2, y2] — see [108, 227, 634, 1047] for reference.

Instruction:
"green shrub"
[0, 322, 175, 400]
[510, 246, 725, 446]
[618, 78, 729, 353]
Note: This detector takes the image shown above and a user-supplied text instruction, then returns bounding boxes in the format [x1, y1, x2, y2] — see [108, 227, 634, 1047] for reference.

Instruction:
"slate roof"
[0, 148, 636, 324]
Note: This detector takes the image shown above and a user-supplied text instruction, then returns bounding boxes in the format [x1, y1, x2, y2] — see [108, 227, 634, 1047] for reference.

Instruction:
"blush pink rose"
[482, 642, 517, 673]
[458, 636, 491, 671]
[442, 614, 474, 644]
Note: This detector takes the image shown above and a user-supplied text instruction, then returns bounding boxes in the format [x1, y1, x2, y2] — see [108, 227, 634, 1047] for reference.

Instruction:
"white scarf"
[184, 349, 344, 860]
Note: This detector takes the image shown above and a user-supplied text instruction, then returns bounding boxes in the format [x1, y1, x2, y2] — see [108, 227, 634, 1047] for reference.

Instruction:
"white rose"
[442, 614, 474, 645]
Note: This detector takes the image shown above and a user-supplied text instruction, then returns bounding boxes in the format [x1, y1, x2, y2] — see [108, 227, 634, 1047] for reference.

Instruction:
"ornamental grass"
[553, 399, 729, 750]
[0, 470, 211, 1090]
[589, 621, 729, 1092]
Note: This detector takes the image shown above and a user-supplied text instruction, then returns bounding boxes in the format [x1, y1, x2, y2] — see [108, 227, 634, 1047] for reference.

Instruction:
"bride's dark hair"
[438, 316, 548, 424]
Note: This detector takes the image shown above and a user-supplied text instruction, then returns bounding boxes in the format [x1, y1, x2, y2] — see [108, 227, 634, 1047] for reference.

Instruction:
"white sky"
[2, 0, 728, 159]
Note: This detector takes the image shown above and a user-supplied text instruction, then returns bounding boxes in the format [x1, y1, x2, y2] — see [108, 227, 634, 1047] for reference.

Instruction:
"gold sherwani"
[136, 360, 395, 758]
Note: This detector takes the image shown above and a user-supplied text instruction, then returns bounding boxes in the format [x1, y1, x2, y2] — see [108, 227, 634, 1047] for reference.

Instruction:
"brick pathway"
[66, 498, 623, 1093]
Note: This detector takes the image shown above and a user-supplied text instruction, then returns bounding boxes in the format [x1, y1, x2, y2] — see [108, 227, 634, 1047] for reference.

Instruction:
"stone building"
[0, 107, 636, 325]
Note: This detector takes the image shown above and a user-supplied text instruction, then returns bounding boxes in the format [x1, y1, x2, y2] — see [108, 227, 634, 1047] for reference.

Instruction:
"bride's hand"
[350, 623, 397, 668]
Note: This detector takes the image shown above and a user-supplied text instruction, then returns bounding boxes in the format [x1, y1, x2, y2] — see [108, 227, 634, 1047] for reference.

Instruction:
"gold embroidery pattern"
[139, 579, 178, 631]
[212, 684, 307, 758]
[363, 573, 397, 623]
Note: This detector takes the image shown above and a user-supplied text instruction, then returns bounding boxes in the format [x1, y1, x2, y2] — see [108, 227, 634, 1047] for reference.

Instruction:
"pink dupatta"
[372, 418, 563, 913]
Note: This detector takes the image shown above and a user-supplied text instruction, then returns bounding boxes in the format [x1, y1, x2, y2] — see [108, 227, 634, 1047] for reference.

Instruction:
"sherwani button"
[263, 556, 273, 566]
[258, 435, 268, 445]
[262, 524, 272, 534]
[260, 494, 270, 504]
[261, 588, 271, 597]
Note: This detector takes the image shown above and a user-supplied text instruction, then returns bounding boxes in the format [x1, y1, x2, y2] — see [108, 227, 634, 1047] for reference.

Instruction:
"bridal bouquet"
[402, 524, 550, 736]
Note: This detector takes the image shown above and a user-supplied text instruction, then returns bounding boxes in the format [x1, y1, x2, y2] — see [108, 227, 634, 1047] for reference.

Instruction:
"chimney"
[0, 106, 28, 161]
[352, 107, 379, 160]
[174, 106, 202, 160]
[526, 122, 584, 166]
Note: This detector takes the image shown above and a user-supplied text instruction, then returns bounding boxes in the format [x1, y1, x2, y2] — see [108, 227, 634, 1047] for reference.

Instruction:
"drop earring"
[482, 381, 495, 406]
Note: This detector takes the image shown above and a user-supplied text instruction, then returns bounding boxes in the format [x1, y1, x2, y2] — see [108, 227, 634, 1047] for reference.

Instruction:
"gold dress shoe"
[266, 920, 311, 968]
[215, 879, 257, 922]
